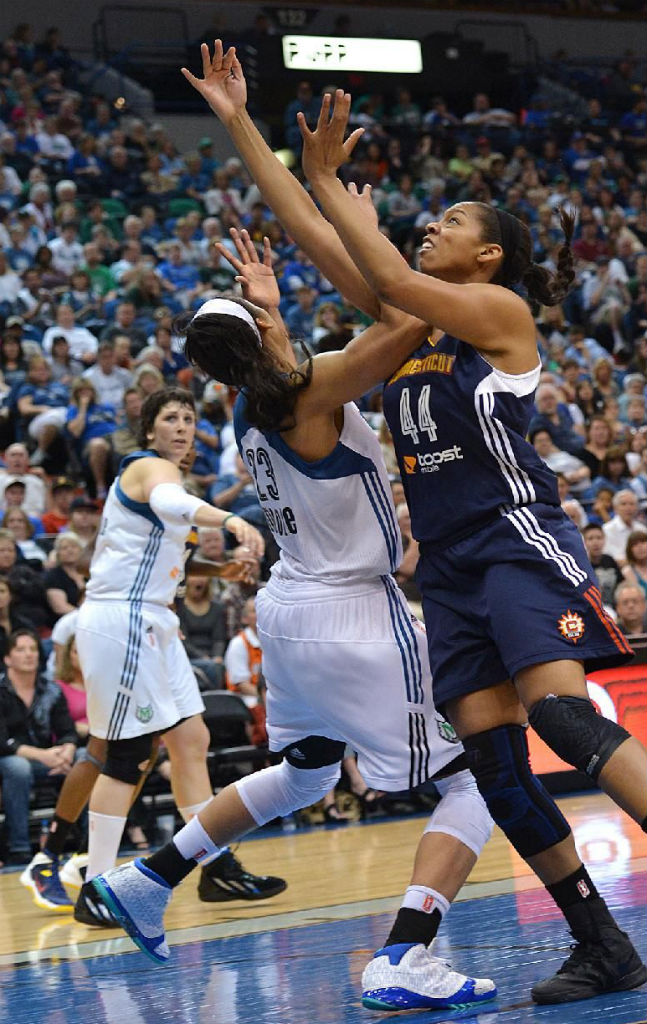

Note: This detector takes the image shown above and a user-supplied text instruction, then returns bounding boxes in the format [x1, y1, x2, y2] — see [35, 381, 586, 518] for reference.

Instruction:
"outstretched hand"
[181, 40, 247, 123]
[217, 228, 281, 309]
[299, 89, 364, 182]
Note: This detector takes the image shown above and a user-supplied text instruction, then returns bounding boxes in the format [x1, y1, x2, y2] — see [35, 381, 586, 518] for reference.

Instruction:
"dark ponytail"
[476, 203, 576, 312]
[179, 306, 312, 433]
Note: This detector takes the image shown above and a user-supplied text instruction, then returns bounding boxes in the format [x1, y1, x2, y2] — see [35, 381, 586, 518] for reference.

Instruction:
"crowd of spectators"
[0, 20, 645, 858]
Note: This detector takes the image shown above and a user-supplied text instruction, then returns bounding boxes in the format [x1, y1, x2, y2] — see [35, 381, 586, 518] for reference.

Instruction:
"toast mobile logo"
[403, 456, 417, 475]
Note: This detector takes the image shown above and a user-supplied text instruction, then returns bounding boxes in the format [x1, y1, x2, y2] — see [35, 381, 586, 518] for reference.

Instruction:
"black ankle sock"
[144, 841, 197, 888]
[385, 907, 442, 948]
[546, 865, 600, 911]
[44, 815, 74, 858]
[641, 814, 647, 834]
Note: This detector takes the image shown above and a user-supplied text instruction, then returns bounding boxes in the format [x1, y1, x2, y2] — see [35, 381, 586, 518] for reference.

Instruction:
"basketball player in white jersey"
[69, 388, 266, 921]
[92, 232, 495, 1012]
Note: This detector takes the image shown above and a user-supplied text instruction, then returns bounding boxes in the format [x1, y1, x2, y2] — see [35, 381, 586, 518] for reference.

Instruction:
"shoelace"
[557, 941, 611, 981]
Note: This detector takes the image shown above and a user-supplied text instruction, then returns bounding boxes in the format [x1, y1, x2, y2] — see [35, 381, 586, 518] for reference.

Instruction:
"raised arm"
[300, 91, 537, 364]
[181, 41, 380, 319]
[217, 228, 294, 366]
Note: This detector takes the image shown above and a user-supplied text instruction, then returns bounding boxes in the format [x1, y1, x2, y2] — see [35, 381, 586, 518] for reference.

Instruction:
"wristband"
[222, 513, 237, 528]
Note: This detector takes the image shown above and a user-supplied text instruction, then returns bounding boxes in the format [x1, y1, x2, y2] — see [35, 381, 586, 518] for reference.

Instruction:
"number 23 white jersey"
[234, 397, 402, 585]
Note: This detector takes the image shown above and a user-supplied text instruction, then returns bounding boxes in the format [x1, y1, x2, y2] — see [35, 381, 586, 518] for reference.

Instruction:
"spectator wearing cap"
[81, 341, 133, 408]
[111, 387, 142, 465]
[65, 379, 117, 501]
[40, 478, 75, 534]
[197, 136, 219, 178]
[1, 478, 43, 535]
[0, 443, 47, 515]
[68, 496, 100, 560]
[43, 532, 86, 620]
[193, 381, 227, 486]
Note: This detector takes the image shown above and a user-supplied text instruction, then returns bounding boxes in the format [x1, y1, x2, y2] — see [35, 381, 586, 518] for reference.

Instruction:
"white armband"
[149, 483, 209, 524]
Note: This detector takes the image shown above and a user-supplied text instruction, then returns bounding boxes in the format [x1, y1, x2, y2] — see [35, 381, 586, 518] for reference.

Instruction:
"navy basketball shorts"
[416, 503, 634, 712]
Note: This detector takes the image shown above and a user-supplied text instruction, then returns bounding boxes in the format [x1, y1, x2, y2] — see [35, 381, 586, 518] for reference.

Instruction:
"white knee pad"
[234, 760, 341, 827]
[423, 768, 493, 857]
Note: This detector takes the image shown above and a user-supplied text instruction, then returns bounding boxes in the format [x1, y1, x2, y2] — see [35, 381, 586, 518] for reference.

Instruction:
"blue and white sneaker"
[91, 859, 172, 964]
[20, 852, 73, 912]
[362, 943, 497, 1011]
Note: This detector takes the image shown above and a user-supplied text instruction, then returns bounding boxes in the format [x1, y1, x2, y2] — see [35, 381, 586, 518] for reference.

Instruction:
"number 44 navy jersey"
[382, 333, 560, 548]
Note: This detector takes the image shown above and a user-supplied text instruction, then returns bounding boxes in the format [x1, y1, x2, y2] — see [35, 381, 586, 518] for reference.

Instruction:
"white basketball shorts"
[76, 599, 204, 740]
[256, 574, 463, 792]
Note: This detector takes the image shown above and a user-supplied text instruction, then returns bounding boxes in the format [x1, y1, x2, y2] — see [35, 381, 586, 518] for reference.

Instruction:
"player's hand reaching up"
[217, 229, 281, 311]
[181, 40, 247, 124]
[299, 90, 364, 183]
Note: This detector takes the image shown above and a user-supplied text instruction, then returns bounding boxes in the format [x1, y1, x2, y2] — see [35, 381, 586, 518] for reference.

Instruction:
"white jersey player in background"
[72, 386, 265, 919]
[92, 229, 495, 1013]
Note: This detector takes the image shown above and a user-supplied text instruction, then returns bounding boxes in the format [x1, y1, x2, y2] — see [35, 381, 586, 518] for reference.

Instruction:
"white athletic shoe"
[91, 859, 172, 964]
[60, 853, 89, 901]
[361, 942, 497, 1011]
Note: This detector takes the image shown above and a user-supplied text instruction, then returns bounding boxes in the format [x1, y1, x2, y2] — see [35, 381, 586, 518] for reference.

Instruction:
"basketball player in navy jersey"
[95, 42, 642, 1007]
[90, 231, 498, 1010]
[171, 43, 645, 1007]
[294, 91, 647, 1005]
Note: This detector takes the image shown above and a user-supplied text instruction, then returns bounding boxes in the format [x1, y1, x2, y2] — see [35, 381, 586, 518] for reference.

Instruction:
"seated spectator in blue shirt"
[283, 286, 319, 345]
[178, 151, 210, 200]
[528, 382, 584, 454]
[16, 355, 70, 468]
[157, 243, 200, 308]
[208, 453, 265, 528]
[0, 628, 77, 865]
[284, 81, 321, 152]
[65, 379, 117, 500]
[563, 324, 610, 369]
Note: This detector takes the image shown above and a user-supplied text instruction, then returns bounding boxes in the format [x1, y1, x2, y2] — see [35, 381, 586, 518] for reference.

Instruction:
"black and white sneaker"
[197, 849, 287, 903]
[74, 880, 120, 927]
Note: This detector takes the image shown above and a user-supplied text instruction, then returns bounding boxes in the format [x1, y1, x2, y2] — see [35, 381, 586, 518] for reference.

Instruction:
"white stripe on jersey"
[474, 366, 539, 506]
[505, 507, 588, 586]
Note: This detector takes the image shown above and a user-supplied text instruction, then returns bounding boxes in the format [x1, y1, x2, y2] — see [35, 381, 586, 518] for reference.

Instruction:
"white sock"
[178, 799, 222, 866]
[86, 811, 127, 880]
[178, 798, 213, 823]
[401, 884, 450, 919]
[173, 814, 223, 865]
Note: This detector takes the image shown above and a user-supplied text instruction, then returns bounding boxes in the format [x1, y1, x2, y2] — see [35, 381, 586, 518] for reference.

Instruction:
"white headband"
[192, 298, 262, 346]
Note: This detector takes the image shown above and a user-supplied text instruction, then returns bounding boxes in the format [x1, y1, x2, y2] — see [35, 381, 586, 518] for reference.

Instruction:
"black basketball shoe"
[531, 900, 647, 1004]
[197, 848, 287, 903]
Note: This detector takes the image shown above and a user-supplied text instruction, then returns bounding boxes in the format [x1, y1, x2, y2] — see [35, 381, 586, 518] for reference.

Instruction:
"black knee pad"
[528, 695, 631, 782]
[103, 734, 158, 785]
[463, 724, 571, 859]
[282, 735, 346, 770]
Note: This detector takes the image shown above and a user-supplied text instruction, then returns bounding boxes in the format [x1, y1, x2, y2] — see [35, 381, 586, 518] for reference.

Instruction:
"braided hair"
[178, 301, 312, 434]
[474, 203, 576, 313]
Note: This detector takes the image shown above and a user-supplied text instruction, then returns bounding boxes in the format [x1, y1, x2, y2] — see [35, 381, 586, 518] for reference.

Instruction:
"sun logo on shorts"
[557, 610, 585, 643]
